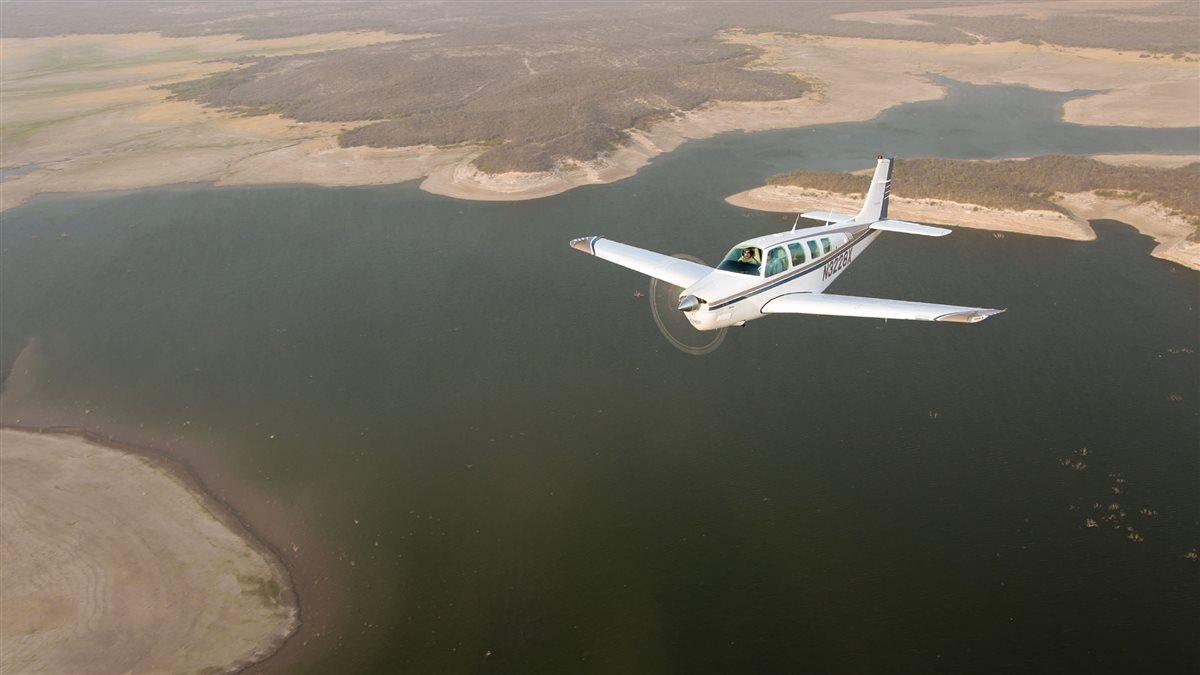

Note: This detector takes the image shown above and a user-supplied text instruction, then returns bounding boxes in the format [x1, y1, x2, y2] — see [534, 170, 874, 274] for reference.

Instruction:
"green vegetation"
[236, 574, 282, 608]
[769, 156, 1200, 231]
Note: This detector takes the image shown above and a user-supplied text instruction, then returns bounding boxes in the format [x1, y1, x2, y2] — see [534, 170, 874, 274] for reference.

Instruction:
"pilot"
[739, 248, 759, 265]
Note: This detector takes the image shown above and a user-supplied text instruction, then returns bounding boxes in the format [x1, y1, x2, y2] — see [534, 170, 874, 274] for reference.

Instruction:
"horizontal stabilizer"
[761, 293, 1004, 323]
[870, 220, 951, 237]
[801, 211, 855, 224]
[569, 236, 712, 289]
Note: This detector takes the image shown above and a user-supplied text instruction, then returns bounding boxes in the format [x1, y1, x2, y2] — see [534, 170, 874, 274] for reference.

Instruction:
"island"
[0, 428, 298, 674]
[725, 155, 1200, 270]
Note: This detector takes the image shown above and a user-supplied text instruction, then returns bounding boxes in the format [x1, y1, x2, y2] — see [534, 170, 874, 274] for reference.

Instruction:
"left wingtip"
[569, 236, 600, 255]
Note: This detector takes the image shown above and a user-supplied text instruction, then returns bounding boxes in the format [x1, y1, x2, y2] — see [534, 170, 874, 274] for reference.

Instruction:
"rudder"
[856, 155, 892, 223]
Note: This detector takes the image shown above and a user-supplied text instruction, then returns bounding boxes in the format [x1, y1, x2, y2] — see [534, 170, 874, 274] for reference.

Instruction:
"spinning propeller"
[647, 253, 727, 355]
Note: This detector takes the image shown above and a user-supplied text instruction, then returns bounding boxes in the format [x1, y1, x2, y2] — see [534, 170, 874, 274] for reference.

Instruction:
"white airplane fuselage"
[570, 155, 1004, 328]
[681, 224, 881, 331]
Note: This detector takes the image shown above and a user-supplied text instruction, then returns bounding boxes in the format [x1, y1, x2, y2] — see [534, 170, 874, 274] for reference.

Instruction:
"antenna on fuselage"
[791, 213, 801, 231]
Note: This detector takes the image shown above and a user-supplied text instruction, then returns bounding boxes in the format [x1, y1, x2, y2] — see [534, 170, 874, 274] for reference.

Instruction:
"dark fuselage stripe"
[708, 228, 875, 310]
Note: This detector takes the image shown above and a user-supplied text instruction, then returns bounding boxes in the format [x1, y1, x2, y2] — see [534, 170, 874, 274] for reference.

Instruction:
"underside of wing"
[569, 236, 712, 289]
[801, 211, 855, 224]
[870, 219, 952, 236]
[761, 293, 1004, 323]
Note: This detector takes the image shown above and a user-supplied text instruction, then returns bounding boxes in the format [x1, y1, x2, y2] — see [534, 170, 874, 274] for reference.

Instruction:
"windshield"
[717, 245, 761, 275]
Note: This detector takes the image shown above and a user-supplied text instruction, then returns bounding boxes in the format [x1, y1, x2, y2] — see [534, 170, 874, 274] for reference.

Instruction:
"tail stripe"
[856, 156, 892, 223]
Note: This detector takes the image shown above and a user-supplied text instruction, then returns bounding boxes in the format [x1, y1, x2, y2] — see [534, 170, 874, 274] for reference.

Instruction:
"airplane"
[569, 155, 1004, 330]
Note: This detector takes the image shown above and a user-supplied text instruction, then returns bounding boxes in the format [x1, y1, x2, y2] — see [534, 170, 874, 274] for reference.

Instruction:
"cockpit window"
[717, 245, 762, 275]
[765, 246, 789, 277]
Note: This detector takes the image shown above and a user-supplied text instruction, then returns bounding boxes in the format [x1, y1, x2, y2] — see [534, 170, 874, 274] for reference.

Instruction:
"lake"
[2, 79, 1197, 673]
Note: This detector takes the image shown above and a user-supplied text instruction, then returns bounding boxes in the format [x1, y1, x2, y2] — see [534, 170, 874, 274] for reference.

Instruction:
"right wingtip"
[938, 307, 1006, 324]
[569, 236, 600, 255]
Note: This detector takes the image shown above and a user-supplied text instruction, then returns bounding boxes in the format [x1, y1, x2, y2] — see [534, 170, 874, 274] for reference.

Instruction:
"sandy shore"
[1055, 192, 1200, 269]
[0, 428, 298, 673]
[1089, 153, 1200, 168]
[2, 29, 1195, 209]
[0, 30, 439, 212]
[727, 184, 1095, 240]
[726, 183, 1198, 270]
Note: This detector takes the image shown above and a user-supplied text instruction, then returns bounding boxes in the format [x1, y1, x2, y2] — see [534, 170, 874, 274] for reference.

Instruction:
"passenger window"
[788, 242, 806, 266]
[821, 237, 832, 254]
[765, 246, 789, 278]
[806, 240, 820, 259]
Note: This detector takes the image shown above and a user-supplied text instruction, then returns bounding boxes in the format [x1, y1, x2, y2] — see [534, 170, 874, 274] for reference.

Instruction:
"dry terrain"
[0, 1, 1196, 206]
[0, 428, 297, 673]
[427, 30, 1200, 201]
[0, 30, 438, 211]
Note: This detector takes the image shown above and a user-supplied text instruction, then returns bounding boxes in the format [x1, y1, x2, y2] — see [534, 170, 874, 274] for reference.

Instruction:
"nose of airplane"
[677, 295, 701, 312]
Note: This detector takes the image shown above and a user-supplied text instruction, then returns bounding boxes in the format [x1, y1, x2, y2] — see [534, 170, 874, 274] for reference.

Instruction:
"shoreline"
[2, 31, 1195, 210]
[0, 423, 301, 674]
[725, 184, 1199, 271]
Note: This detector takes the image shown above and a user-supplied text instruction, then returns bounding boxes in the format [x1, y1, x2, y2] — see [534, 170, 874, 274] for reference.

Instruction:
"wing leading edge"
[761, 293, 1004, 323]
[570, 236, 712, 289]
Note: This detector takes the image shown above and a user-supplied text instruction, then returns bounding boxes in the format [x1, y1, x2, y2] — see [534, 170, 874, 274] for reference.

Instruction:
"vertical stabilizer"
[857, 155, 892, 223]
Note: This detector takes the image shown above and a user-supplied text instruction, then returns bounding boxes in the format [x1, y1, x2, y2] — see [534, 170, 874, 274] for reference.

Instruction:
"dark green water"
[2, 81, 1198, 673]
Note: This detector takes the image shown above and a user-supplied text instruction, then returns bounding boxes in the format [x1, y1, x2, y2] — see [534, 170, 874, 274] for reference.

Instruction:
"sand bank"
[725, 184, 1198, 270]
[0, 30, 436, 212]
[0, 428, 298, 673]
[1089, 153, 1200, 168]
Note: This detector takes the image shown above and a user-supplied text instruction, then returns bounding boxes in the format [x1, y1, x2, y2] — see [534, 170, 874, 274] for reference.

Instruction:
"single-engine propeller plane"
[570, 155, 1004, 330]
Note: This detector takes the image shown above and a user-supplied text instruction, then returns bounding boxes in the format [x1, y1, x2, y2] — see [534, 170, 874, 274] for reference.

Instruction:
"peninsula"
[0, 428, 298, 674]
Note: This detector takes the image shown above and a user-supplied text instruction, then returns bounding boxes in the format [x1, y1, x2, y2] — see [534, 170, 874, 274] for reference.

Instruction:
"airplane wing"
[801, 211, 855, 223]
[870, 219, 951, 236]
[760, 293, 1004, 323]
[569, 236, 712, 289]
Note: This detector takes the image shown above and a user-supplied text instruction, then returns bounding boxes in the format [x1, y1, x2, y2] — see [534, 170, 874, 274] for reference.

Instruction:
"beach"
[0, 428, 297, 674]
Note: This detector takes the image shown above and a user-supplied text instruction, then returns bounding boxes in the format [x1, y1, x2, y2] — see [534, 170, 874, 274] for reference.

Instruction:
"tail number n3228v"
[822, 247, 852, 281]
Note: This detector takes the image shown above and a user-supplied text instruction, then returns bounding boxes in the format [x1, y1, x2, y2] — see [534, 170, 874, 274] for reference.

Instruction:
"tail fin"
[856, 155, 892, 223]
